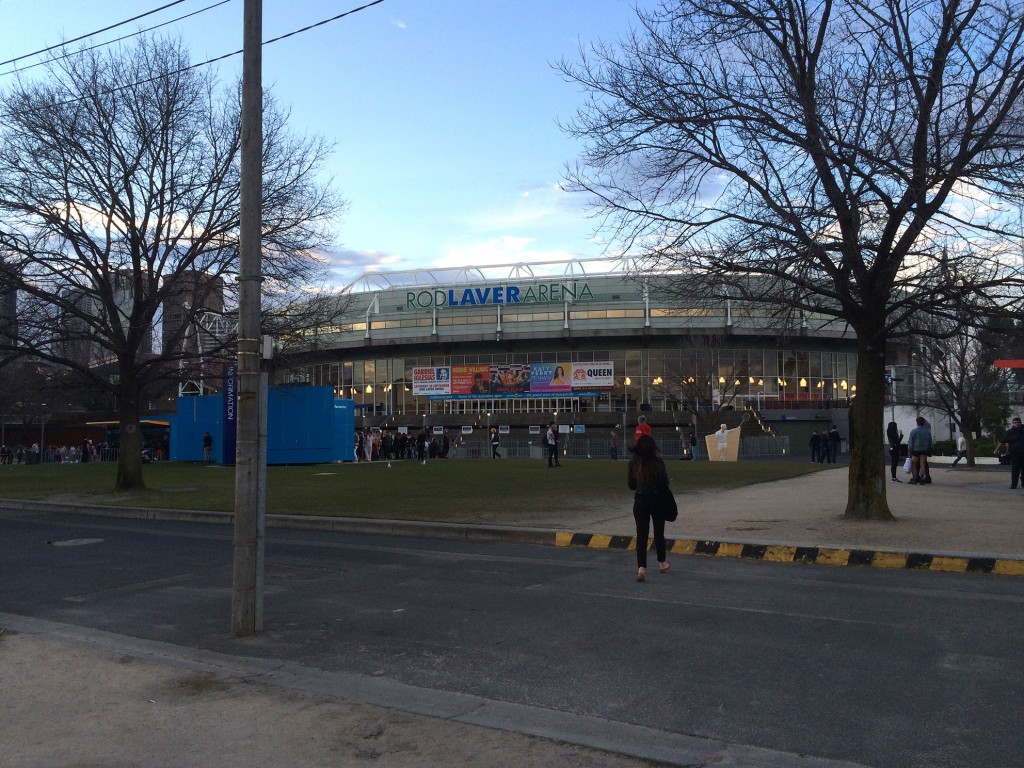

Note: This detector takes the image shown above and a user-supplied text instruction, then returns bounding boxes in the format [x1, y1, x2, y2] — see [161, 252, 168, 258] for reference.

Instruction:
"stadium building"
[278, 259, 860, 457]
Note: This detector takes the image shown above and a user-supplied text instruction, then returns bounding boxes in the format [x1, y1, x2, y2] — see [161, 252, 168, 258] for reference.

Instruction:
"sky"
[0, 0, 647, 289]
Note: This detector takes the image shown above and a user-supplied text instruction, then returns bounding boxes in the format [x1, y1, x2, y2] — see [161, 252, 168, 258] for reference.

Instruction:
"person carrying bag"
[627, 434, 674, 582]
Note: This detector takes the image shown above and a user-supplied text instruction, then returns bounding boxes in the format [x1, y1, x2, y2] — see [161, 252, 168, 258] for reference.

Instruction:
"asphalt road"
[2, 507, 1022, 768]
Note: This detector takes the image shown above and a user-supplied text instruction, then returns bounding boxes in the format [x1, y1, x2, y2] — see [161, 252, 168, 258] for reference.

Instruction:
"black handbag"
[661, 486, 678, 522]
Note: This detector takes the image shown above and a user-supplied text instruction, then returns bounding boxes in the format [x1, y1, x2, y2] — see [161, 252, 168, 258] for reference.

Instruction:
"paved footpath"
[1, 463, 1020, 768]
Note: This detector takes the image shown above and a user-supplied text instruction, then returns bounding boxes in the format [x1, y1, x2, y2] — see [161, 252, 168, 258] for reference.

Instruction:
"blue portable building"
[169, 386, 355, 464]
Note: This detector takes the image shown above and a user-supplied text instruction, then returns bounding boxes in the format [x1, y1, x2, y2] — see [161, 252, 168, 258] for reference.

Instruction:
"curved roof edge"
[341, 256, 650, 294]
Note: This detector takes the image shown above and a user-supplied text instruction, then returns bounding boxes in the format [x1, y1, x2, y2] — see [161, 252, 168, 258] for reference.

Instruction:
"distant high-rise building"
[61, 271, 153, 366]
[161, 270, 226, 356]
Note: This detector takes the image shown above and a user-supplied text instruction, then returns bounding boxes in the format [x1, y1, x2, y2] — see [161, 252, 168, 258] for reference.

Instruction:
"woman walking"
[627, 435, 672, 582]
[886, 421, 903, 482]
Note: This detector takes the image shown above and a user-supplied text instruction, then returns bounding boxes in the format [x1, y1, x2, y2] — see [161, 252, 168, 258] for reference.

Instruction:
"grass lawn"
[0, 458, 829, 525]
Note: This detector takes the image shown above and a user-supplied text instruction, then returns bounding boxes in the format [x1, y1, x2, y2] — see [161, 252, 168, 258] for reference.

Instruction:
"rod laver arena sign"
[406, 281, 595, 309]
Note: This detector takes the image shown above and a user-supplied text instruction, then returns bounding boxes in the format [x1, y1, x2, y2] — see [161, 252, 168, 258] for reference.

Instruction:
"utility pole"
[232, 0, 265, 637]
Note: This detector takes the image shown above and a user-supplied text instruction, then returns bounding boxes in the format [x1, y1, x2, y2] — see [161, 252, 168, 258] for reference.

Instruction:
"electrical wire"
[0, 0, 233, 79]
[0, 0, 387, 119]
[0, 0, 193, 67]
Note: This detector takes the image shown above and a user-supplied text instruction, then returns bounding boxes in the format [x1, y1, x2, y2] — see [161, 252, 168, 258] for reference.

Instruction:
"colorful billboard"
[412, 367, 451, 395]
[412, 362, 613, 399]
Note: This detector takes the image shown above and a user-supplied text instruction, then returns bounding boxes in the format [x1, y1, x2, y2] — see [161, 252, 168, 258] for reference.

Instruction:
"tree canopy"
[561, 0, 1024, 518]
[0, 36, 346, 489]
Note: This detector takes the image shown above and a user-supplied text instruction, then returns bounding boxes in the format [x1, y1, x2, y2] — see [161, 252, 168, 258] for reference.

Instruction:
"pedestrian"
[363, 429, 374, 462]
[921, 418, 933, 484]
[627, 434, 672, 582]
[997, 416, 1024, 489]
[490, 427, 501, 459]
[886, 421, 903, 482]
[417, 429, 428, 464]
[950, 434, 967, 469]
[546, 420, 561, 467]
[819, 429, 830, 463]
[609, 429, 618, 460]
[907, 416, 932, 485]
[633, 414, 651, 443]
[809, 430, 822, 463]
[202, 431, 213, 464]
[828, 424, 843, 463]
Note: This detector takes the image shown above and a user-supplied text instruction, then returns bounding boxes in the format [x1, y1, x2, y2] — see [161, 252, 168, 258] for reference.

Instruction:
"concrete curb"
[554, 532, 1024, 576]
[4, 497, 1023, 575]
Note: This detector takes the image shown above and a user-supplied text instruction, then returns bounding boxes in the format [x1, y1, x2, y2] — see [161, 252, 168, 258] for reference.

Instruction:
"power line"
[0, 0, 193, 67]
[0, 0, 234, 79]
[0, 0, 387, 119]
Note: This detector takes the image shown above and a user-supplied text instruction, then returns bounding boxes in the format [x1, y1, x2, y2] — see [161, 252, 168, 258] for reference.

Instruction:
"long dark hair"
[629, 434, 662, 487]
[886, 421, 900, 445]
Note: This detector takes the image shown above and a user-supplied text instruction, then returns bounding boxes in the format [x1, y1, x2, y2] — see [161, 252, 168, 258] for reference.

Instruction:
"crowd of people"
[0, 439, 103, 465]
[355, 427, 459, 464]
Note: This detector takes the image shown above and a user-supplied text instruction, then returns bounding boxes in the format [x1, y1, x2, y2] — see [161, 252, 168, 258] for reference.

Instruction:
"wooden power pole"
[232, 0, 265, 637]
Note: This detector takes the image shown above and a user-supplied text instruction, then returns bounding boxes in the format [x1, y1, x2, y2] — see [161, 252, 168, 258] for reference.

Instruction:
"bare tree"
[0, 36, 346, 490]
[914, 317, 1011, 464]
[561, 0, 1024, 519]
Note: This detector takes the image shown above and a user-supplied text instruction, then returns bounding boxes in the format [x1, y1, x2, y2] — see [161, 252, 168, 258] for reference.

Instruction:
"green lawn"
[0, 458, 828, 525]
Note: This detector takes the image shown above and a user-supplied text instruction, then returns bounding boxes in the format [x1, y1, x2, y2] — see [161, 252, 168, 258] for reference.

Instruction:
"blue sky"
[0, 0, 645, 288]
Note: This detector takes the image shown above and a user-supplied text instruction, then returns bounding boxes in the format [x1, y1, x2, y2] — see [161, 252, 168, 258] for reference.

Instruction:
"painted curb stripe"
[554, 533, 1024, 576]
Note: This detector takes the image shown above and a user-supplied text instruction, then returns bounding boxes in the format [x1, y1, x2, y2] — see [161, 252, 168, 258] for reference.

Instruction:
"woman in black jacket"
[627, 435, 672, 582]
[886, 421, 903, 482]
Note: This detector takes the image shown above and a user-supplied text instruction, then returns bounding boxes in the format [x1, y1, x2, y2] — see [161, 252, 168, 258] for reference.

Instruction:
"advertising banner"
[570, 361, 615, 389]
[529, 362, 573, 394]
[489, 364, 530, 395]
[451, 364, 492, 395]
[413, 361, 614, 399]
[412, 367, 451, 396]
[221, 364, 238, 466]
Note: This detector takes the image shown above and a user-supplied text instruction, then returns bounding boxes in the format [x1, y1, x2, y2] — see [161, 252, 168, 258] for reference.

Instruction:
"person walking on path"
[907, 416, 932, 485]
[828, 424, 843, 463]
[950, 434, 968, 469]
[490, 428, 501, 459]
[809, 430, 822, 463]
[887, 421, 903, 482]
[627, 434, 672, 582]
[202, 432, 213, 464]
[546, 421, 561, 467]
[998, 416, 1024, 489]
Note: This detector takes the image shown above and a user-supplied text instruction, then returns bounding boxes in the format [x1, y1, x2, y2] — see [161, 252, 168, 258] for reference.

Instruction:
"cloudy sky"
[0, 0, 647, 287]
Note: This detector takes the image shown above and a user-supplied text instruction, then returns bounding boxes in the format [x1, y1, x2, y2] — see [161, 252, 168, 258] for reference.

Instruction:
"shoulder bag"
[661, 485, 678, 522]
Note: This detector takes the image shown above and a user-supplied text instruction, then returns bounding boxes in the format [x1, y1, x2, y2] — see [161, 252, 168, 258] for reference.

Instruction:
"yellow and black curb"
[555, 532, 1024, 576]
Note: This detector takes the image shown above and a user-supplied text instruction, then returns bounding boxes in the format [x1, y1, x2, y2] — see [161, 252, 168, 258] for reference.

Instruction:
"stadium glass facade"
[280, 261, 859, 428]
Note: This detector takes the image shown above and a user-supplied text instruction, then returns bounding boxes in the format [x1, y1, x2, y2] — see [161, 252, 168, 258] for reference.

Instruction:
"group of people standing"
[356, 427, 455, 464]
[808, 424, 844, 463]
[887, 418, 934, 484]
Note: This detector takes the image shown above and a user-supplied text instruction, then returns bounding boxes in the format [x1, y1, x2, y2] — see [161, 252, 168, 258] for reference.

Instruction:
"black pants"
[548, 443, 559, 466]
[491, 444, 500, 459]
[1011, 453, 1024, 488]
[889, 446, 901, 479]
[633, 497, 666, 568]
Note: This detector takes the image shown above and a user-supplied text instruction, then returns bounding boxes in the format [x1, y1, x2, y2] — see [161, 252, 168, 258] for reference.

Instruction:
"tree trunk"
[843, 338, 895, 520]
[115, 383, 145, 491]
